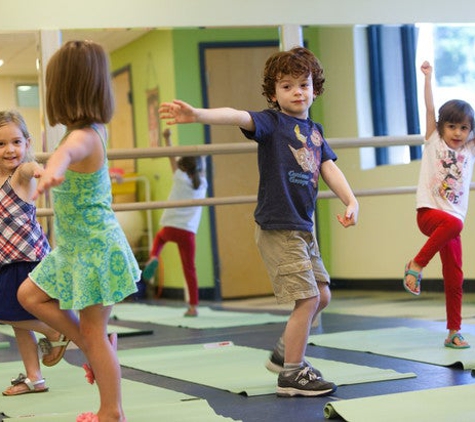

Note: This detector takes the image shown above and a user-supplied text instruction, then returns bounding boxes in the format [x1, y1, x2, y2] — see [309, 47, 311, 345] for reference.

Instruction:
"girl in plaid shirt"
[0, 110, 69, 396]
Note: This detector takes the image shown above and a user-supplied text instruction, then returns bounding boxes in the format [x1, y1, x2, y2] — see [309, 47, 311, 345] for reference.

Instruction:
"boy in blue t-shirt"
[159, 46, 359, 397]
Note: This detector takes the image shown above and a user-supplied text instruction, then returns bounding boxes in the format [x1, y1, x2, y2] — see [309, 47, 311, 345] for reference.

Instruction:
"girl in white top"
[404, 61, 475, 349]
[143, 129, 207, 316]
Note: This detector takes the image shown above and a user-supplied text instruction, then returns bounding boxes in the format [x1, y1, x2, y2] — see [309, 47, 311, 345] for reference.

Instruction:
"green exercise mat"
[0, 360, 238, 421]
[324, 292, 475, 321]
[5, 400, 238, 422]
[0, 323, 151, 339]
[111, 303, 288, 328]
[117, 342, 415, 396]
[324, 383, 475, 421]
[309, 327, 475, 369]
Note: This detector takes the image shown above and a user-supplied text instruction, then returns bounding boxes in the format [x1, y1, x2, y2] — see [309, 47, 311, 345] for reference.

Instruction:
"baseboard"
[331, 278, 475, 293]
[156, 287, 216, 301]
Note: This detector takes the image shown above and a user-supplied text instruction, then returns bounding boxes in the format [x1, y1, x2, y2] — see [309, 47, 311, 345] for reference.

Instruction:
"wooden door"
[109, 67, 135, 174]
[109, 66, 136, 203]
[204, 45, 278, 298]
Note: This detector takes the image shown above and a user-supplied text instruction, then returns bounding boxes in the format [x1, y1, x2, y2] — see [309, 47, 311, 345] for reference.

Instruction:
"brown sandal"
[39, 334, 70, 366]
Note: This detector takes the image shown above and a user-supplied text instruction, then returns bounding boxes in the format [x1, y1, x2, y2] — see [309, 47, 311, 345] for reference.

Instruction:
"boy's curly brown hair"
[261, 46, 325, 110]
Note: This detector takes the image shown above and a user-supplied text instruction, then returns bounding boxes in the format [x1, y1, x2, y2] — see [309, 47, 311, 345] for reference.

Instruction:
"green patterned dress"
[30, 126, 140, 309]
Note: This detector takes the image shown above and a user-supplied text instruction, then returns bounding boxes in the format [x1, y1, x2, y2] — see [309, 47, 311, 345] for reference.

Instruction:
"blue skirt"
[0, 261, 38, 321]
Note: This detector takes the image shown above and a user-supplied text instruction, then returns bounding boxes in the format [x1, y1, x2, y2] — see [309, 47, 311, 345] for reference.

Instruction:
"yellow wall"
[314, 26, 475, 284]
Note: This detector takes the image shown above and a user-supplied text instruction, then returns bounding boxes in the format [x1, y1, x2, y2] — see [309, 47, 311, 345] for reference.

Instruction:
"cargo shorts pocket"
[274, 260, 316, 298]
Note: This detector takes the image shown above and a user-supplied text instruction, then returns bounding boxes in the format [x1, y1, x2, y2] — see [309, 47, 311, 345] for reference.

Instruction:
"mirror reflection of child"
[143, 129, 207, 317]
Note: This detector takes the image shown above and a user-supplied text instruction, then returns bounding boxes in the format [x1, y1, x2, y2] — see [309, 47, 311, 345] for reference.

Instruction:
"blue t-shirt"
[241, 109, 337, 232]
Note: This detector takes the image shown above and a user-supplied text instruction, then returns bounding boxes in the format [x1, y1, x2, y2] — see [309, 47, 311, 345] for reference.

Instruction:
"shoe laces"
[295, 366, 319, 381]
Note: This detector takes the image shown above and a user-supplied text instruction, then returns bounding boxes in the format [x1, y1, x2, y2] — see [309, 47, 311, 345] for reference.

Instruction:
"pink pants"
[414, 208, 464, 331]
[150, 226, 198, 306]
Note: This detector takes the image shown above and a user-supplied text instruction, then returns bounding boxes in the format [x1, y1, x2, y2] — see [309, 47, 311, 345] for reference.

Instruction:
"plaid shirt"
[0, 178, 50, 266]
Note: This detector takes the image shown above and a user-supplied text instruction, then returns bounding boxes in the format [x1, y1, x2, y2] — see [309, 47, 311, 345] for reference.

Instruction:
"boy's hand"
[159, 100, 197, 125]
[337, 204, 358, 228]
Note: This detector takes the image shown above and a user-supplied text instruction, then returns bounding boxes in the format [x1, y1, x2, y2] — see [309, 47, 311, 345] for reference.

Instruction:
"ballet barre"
[35, 134, 430, 217]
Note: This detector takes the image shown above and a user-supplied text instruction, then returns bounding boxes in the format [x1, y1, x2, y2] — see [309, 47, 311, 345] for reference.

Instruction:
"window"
[356, 23, 475, 170]
[415, 24, 475, 135]
[16, 84, 39, 108]
[355, 25, 419, 169]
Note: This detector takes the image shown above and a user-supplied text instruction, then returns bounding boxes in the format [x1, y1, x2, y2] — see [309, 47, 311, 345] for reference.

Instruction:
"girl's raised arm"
[421, 61, 437, 139]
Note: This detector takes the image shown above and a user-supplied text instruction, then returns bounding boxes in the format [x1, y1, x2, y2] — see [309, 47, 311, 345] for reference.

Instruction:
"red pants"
[150, 226, 198, 306]
[414, 208, 464, 331]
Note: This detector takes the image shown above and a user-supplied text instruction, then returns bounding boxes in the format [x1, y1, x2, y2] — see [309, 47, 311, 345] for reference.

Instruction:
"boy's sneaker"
[265, 350, 322, 378]
[143, 257, 158, 280]
[276, 366, 336, 397]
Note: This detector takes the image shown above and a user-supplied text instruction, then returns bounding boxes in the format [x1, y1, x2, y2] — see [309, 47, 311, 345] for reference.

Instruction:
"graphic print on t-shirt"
[288, 124, 322, 188]
[435, 149, 466, 205]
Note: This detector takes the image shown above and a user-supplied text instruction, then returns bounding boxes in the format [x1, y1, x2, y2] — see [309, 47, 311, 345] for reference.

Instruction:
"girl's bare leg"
[80, 304, 125, 422]
[18, 278, 84, 349]
[1, 327, 46, 395]
[8, 319, 69, 365]
[19, 278, 125, 421]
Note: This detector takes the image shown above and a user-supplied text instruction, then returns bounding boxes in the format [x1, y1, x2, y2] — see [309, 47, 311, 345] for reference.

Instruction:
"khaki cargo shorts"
[255, 225, 330, 304]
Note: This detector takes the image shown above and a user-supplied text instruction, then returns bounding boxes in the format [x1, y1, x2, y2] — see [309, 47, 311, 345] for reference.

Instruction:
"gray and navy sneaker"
[265, 350, 323, 378]
[276, 366, 336, 397]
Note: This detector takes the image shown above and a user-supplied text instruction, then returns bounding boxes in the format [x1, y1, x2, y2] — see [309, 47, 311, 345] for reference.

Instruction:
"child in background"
[18, 41, 140, 422]
[0, 110, 69, 396]
[143, 128, 207, 317]
[403, 61, 475, 349]
[159, 46, 358, 397]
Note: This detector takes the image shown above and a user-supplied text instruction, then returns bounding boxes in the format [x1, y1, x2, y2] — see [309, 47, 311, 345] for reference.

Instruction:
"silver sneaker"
[276, 366, 336, 397]
[265, 350, 323, 378]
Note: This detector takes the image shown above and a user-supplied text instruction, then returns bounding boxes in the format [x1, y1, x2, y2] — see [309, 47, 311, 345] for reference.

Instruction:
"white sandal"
[2, 373, 48, 396]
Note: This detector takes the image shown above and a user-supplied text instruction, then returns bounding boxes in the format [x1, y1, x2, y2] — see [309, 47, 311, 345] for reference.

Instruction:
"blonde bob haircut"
[46, 40, 114, 127]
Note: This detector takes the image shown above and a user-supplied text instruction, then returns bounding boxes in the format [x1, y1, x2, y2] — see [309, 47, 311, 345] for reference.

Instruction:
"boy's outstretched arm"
[159, 99, 255, 132]
[420, 61, 437, 139]
[320, 160, 359, 228]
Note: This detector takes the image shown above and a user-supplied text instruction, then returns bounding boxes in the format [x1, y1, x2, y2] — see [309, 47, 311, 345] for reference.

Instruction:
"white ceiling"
[0, 28, 150, 77]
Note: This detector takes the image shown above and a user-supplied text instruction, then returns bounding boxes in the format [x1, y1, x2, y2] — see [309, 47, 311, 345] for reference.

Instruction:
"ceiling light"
[0, 59, 4, 67]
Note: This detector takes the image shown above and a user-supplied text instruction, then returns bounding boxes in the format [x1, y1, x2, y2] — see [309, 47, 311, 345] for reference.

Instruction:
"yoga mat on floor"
[0, 323, 151, 339]
[118, 342, 415, 396]
[111, 303, 288, 328]
[324, 383, 475, 421]
[5, 400, 238, 422]
[309, 327, 475, 369]
[324, 293, 475, 322]
[0, 360, 238, 421]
